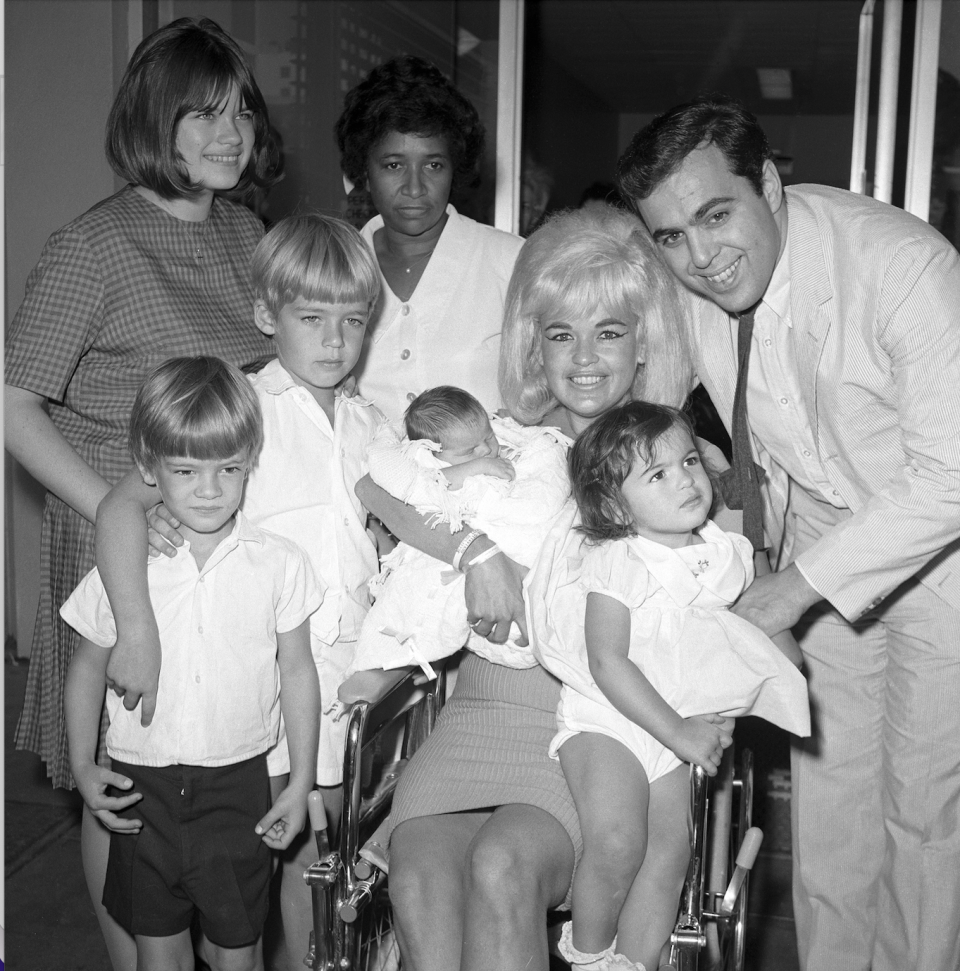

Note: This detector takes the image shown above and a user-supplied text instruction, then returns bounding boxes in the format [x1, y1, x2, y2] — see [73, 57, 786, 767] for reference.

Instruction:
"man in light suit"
[617, 96, 960, 971]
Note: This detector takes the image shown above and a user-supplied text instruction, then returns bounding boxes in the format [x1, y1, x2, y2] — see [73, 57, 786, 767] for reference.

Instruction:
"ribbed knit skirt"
[390, 652, 582, 863]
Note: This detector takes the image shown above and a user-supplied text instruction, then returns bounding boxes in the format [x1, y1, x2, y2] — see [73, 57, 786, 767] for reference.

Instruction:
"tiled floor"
[5, 659, 800, 970]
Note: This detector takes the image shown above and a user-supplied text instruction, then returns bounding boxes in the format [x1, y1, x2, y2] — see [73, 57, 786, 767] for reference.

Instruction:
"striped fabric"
[390, 652, 582, 865]
[8, 186, 274, 788]
[687, 184, 960, 622]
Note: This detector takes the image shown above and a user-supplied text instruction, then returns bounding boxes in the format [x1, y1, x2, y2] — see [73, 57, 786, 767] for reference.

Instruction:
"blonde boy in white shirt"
[64, 357, 321, 971]
[96, 214, 386, 964]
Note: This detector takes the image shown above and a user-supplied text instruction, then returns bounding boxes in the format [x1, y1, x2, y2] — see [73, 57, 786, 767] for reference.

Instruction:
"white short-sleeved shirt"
[60, 511, 321, 767]
[356, 205, 524, 420]
[244, 359, 384, 648]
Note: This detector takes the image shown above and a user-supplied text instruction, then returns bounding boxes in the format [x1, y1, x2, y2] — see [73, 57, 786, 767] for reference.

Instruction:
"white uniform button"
[195, 675, 201, 683]
[779, 397, 789, 405]
[764, 338, 772, 347]
[401, 304, 410, 316]
[407, 392, 416, 402]
[400, 349, 411, 360]
[802, 449, 811, 457]
[198, 626, 203, 634]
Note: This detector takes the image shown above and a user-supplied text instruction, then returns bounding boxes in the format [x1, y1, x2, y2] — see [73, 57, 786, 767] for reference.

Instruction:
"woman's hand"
[146, 502, 183, 557]
[464, 548, 529, 645]
[72, 762, 143, 833]
[669, 713, 734, 776]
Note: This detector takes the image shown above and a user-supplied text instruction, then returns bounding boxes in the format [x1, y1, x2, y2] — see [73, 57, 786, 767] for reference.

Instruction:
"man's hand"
[106, 619, 161, 727]
[732, 563, 822, 637]
[464, 549, 529, 645]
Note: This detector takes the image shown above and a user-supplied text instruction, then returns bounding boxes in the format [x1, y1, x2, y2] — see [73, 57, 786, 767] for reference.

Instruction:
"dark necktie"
[717, 306, 766, 550]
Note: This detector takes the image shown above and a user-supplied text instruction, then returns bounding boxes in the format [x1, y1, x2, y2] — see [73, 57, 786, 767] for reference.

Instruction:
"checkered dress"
[7, 186, 275, 788]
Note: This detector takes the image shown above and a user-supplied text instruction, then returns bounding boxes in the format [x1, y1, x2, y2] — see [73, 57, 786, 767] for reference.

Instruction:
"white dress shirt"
[60, 511, 320, 767]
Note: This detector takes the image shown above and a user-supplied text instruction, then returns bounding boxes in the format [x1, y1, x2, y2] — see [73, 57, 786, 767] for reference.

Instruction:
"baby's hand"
[72, 762, 143, 833]
[442, 456, 515, 490]
[671, 714, 734, 775]
[256, 785, 309, 851]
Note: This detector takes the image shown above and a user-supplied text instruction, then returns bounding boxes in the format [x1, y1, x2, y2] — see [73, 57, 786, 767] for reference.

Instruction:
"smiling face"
[621, 426, 712, 549]
[437, 418, 500, 466]
[635, 143, 786, 314]
[175, 86, 254, 194]
[366, 131, 454, 239]
[255, 298, 369, 410]
[540, 305, 640, 436]
[141, 453, 248, 547]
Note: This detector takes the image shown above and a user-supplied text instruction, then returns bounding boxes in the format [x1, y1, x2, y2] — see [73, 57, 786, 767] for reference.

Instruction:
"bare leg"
[81, 803, 138, 971]
[559, 733, 649, 954]
[460, 804, 576, 971]
[390, 811, 490, 971]
[206, 938, 264, 971]
[136, 930, 193, 971]
[615, 765, 691, 970]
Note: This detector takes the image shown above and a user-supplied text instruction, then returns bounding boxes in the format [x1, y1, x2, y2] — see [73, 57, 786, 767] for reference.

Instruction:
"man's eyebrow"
[650, 195, 737, 242]
[693, 195, 736, 222]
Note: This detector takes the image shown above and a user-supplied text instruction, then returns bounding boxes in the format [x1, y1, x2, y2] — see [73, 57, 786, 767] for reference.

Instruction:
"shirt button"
[802, 449, 811, 457]
[195, 675, 201, 683]
[406, 392, 416, 402]
[199, 576, 205, 583]
[400, 349, 411, 360]
[198, 626, 203, 634]
[344, 517, 350, 525]
[401, 304, 410, 316]
[779, 397, 789, 405]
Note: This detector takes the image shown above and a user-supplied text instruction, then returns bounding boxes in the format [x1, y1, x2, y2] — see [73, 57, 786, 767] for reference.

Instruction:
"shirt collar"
[761, 231, 792, 325]
[255, 358, 375, 408]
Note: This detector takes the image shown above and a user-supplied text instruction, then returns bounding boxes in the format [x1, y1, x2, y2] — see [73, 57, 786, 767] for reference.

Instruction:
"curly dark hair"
[570, 401, 701, 543]
[617, 94, 772, 204]
[335, 55, 485, 190]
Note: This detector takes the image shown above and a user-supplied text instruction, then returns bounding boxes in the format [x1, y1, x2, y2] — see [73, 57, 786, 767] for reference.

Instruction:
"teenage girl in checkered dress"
[4, 18, 280, 969]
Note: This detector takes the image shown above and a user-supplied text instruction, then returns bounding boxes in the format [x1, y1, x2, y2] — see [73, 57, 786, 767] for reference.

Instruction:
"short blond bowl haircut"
[404, 386, 489, 443]
[498, 207, 694, 426]
[251, 212, 381, 317]
[129, 357, 264, 473]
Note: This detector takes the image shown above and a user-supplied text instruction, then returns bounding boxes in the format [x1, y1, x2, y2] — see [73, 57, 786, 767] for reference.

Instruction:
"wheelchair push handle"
[719, 826, 763, 917]
[308, 790, 332, 860]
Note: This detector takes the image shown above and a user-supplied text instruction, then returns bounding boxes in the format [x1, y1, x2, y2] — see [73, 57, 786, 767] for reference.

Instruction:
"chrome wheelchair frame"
[303, 668, 446, 971]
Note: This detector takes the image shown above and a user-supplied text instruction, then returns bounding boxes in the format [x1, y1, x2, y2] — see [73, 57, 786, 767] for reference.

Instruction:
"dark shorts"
[103, 755, 272, 947]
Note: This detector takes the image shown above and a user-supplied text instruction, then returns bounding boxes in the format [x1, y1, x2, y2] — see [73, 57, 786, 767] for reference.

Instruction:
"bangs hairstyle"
[129, 357, 264, 472]
[404, 386, 489, 443]
[106, 17, 282, 199]
[251, 213, 381, 316]
[617, 93, 772, 203]
[498, 207, 694, 426]
[335, 55, 484, 190]
[570, 401, 697, 543]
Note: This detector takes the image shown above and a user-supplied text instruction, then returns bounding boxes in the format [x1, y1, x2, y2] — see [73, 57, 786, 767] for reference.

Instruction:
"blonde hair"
[498, 207, 693, 425]
[251, 212, 381, 316]
[129, 357, 263, 472]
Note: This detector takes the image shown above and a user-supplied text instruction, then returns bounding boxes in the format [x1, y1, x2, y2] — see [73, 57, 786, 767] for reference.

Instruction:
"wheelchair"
[303, 665, 761, 971]
[662, 746, 762, 971]
[302, 666, 446, 971]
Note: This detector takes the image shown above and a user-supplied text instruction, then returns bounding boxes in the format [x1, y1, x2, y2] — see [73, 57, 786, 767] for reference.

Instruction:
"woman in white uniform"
[335, 55, 523, 420]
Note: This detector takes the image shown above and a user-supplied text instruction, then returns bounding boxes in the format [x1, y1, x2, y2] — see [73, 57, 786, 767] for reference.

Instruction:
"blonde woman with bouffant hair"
[499, 206, 693, 427]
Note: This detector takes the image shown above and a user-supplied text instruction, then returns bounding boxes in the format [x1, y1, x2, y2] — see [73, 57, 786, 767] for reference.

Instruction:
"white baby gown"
[528, 512, 811, 783]
[346, 416, 571, 677]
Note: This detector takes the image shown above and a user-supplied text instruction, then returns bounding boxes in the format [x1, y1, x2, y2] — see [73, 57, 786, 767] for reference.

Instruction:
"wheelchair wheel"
[704, 748, 755, 971]
[349, 884, 399, 971]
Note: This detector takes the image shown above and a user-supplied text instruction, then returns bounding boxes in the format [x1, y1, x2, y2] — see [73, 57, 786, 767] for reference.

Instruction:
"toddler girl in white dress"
[528, 400, 809, 971]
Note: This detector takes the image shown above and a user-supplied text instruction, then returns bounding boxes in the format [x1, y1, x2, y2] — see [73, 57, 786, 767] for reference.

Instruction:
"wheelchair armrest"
[338, 668, 412, 707]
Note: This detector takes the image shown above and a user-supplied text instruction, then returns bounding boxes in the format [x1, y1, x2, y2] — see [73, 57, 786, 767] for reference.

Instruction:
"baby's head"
[570, 401, 713, 549]
[252, 213, 381, 401]
[129, 357, 263, 536]
[404, 386, 498, 466]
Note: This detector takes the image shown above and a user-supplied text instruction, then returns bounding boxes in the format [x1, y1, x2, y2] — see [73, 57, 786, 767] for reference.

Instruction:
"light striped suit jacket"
[686, 184, 960, 622]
